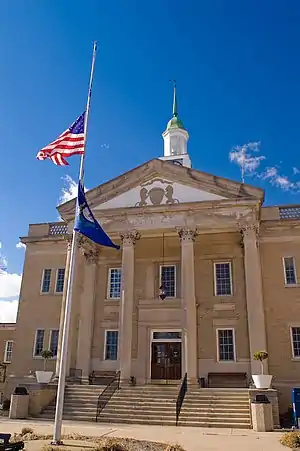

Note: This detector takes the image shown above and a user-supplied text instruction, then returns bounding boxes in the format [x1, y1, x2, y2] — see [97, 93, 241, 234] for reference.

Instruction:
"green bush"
[280, 431, 300, 448]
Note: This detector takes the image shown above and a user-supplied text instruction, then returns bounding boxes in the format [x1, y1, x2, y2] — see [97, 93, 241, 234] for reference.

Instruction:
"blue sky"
[1, 1, 300, 320]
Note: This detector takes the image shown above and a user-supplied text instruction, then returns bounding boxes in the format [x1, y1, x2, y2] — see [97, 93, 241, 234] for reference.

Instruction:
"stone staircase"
[97, 385, 179, 426]
[178, 388, 251, 428]
[41, 385, 251, 428]
[41, 385, 106, 421]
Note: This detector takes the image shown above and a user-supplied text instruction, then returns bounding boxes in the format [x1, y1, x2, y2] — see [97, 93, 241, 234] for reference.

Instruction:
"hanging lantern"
[159, 284, 167, 300]
[159, 232, 167, 300]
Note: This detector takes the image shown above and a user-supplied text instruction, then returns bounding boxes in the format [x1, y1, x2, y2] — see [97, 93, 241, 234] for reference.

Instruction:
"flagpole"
[52, 41, 97, 445]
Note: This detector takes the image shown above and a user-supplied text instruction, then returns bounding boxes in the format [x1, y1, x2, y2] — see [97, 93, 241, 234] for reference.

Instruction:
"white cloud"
[0, 299, 18, 323]
[229, 142, 265, 176]
[229, 142, 300, 193]
[59, 175, 78, 205]
[58, 175, 89, 208]
[0, 271, 22, 299]
[16, 241, 26, 249]
[261, 166, 296, 191]
[0, 271, 21, 323]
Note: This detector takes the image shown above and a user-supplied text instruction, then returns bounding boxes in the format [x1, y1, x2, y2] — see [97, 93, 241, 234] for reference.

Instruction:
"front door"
[151, 342, 181, 380]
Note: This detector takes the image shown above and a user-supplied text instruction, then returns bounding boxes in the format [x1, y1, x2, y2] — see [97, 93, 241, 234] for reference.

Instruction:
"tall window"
[41, 269, 51, 293]
[217, 329, 235, 361]
[55, 268, 65, 293]
[34, 329, 45, 357]
[160, 265, 176, 298]
[104, 331, 118, 360]
[49, 330, 59, 357]
[108, 268, 122, 299]
[291, 327, 300, 358]
[283, 257, 297, 285]
[214, 262, 232, 296]
[3, 341, 13, 363]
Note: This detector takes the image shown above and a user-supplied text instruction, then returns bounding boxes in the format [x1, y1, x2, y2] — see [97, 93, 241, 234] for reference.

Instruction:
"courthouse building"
[1, 89, 300, 418]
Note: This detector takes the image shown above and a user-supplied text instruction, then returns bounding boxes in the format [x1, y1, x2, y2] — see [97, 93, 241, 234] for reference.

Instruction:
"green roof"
[167, 116, 185, 130]
[166, 81, 185, 130]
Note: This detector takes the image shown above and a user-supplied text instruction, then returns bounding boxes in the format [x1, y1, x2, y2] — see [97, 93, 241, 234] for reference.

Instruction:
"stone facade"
[1, 159, 300, 417]
[0, 323, 15, 397]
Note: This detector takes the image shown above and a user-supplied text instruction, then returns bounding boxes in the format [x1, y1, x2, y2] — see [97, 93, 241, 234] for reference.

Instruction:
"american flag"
[36, 112, 85, 166]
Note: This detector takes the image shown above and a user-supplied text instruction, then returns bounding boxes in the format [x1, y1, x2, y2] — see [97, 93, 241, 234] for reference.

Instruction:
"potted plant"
[252, 351, 273, 389]
[36, 350, 53, 384]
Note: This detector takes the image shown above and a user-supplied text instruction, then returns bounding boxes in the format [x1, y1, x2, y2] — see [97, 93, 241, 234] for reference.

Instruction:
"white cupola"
[160, 81, 191, 168]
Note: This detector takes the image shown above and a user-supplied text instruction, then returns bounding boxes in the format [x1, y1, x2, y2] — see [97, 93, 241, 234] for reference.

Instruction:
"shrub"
[253, 351, 268, 374]
[21, 428, 34, 436]
[41, 446, 65, 451]
[41, 350, 53, 371]
[165, 445, 186, 451]
[95, 438, 128, 451]
[280, 431, 300, 448]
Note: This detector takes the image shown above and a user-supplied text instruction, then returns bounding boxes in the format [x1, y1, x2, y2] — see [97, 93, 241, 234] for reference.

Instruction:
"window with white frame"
[49, 329, 59, 357]
[108, 268, 122, 299]
[214, 262, 232, 296]
[283, 257, 297, 285]
[217, 329, 235, 361]
[291, 327, 300, 358]
[55, 268, 65, 293]
[33, 329, 45, 357]
[3, 341, 13, 363]
[41, 269, 51, 293]
[160, 265, 176, 298]
[104, 330, 118, 360]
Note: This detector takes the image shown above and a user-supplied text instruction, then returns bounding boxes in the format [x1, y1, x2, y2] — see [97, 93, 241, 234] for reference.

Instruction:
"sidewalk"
[0, 418, 285, 451]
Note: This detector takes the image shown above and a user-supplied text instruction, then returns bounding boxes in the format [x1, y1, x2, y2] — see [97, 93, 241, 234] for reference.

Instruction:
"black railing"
[95, 371, 120, 422]
[176, 372, 187, 426]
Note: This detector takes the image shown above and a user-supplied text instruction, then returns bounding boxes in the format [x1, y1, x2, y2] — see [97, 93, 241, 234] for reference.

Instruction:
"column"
[240, 222, 268, 374]
[118, 231, 140, 384]
[76, 244, 99, 383]
[55, 236, 72, 378]
[178, 228, 198, 385]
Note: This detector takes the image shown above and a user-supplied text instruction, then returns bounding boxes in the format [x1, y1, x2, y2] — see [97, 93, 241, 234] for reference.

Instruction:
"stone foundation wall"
[23, 383, 57, 416]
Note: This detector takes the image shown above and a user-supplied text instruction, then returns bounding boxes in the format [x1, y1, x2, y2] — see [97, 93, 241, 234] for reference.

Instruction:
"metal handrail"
[95, 370, 120, 422]
[176, 372, 187, 426]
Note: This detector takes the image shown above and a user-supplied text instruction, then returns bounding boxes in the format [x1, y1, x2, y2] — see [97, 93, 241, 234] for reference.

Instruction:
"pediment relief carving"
[58, 160, 264, 223]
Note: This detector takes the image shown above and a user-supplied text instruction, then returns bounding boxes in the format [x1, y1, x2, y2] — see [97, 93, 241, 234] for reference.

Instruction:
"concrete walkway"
[0, 418, 285, 451]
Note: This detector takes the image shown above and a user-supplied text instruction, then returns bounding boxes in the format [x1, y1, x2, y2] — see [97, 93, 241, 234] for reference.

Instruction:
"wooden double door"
[151, 342, 182, 380]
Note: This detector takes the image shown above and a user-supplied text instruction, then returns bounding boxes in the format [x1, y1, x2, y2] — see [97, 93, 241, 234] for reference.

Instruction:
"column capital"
[78, 235, 100, 264]
[120, 230, 141, 246]
[239, 221, 259, 238]
[64, 234, 72, 251]
[178, 228, 198, 242]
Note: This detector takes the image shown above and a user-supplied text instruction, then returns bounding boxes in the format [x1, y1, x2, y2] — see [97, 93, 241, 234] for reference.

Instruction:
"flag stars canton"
[69, 112, 85, 134]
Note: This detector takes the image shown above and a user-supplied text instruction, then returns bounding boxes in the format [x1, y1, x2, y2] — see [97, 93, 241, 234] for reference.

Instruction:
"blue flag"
[74, 181, 120, 250]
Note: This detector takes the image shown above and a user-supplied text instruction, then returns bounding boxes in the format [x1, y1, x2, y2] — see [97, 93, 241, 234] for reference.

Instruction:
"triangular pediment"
[58, 159, 264, 220]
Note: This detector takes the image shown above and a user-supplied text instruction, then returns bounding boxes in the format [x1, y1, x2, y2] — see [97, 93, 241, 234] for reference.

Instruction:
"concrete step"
[177, 420, 250, 429]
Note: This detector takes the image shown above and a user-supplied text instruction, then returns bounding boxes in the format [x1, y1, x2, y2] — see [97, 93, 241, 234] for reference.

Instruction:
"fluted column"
[118, 231, 140, 383]
[55, 236, 72, 378]
[76, 240, 99, 383]
[240, 222, 268, 374]
[179, 228, 198, 385]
